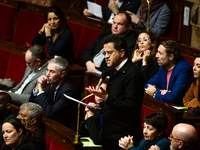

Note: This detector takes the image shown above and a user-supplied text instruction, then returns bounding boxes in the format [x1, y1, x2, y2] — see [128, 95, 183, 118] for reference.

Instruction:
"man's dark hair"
[143, 112, 168, 134]
[45, 6, 69, 38]
[160, 40, 181, 61]
[0, 92, 11, 103]
[28, 44, 46, 62]
[103, 34, 128, 57]
[116, 12, 132, 27]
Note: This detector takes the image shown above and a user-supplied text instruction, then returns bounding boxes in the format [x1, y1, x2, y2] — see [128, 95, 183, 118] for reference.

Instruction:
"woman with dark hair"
[31, 6, 75, 63]
[132, 30, 159, 83]
[1, 117, 36, 150]
[119, 112, 170, 150]
[183, 53, 200, 108]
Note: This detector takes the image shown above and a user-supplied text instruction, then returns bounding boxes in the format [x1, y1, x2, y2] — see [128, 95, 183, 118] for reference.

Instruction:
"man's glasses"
[103, 51, 114, 56]
[169, 134, 187, 144]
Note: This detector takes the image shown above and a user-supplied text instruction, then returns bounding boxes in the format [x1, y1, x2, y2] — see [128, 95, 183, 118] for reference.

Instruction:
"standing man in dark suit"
[29, 56, 79, 131]
[82, 12, 137, 73]
[86, 34, 144, 150]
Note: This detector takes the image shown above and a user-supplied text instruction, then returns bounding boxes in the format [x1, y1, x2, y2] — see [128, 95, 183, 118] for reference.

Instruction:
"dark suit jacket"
[102, 0, 141, 21]
[80, 113, 102, 145]
[1, 139, 36, 150]
[145, 57, 193, 104]
[82, 27, 137, 72]
[30, 128, 46, 150]
[99, 59, 144, 146]
[29, 78, 79, 131]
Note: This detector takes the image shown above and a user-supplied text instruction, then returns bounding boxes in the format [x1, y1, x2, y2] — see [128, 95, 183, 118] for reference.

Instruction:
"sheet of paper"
[63, 94, 102, 110]
[80, 137, 102, 147]
[172, 106, 187, 110]
[87, 1, 103, 19]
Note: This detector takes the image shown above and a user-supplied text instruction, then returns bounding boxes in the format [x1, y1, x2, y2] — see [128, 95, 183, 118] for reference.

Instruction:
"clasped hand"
[40, 23, 52, 34]
[108, 0, 119, 13]
[132, 49, 151, 66]
[35, 75, 48, 93]
[119, 135, 134, 150]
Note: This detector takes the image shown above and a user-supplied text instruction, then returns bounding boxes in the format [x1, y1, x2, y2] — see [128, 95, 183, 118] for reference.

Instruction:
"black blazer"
[99, 59, 144, 146]
[82, 27, 137, 72]
[29, 78, 79, 131]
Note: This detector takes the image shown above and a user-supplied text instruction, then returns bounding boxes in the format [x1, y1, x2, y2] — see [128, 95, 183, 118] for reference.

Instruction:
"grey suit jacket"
[8, 62, 48, 106]
[133, 3, 171, 37]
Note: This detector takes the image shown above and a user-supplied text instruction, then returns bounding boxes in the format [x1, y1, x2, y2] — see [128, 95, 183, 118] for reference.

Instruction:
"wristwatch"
[153, 91, 157, 98]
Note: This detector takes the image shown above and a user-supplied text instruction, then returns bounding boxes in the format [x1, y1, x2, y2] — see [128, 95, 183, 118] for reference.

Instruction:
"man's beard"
[170, 145, 177, 150]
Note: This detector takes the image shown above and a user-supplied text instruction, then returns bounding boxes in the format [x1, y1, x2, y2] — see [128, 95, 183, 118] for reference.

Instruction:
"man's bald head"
[170, 123, 199, 150]
[173, 123, 198, 143]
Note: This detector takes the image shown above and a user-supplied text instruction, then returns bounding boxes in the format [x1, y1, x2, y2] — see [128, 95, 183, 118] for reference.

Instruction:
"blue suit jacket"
[145, 57, 193, 104]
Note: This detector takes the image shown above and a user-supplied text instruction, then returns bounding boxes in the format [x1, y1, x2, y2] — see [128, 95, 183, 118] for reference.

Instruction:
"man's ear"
[36, 59, 42, 66]
[60, 71, 66, 78]
[30, 118, 37, 126]
[178, 141, 184, 149]
[168, 54, 174, 61]
[6, 103, 11, 110]
[120, 49, 125, 57]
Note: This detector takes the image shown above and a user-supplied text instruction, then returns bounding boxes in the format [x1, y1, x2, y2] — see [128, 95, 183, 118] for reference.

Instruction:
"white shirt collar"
[115, 58, 128, 71]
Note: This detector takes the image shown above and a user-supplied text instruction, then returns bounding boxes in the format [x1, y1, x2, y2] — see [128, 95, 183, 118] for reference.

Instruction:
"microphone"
[96, 70, 108, 90]
[73, 70, 108, 144]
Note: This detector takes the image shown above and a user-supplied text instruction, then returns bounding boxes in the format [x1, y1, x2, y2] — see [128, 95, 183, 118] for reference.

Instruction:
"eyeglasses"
[103, 51, 114, 56]
[137, 37, 148, 43]
[169, 134, 187, 144]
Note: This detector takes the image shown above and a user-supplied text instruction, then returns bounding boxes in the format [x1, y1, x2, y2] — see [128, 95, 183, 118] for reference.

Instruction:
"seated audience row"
[0, 45, 79, 131]
[119, 112, 170, 150]
[82, 12, 137, 73]
[83, 0, 140, 23]
[83, 0, 171, 37]
[0, 92, 46, 150]
[119, 118, 199, 150]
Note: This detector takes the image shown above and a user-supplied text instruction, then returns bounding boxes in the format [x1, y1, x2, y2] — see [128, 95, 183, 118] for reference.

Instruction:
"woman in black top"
[31, 6, 75, 63]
